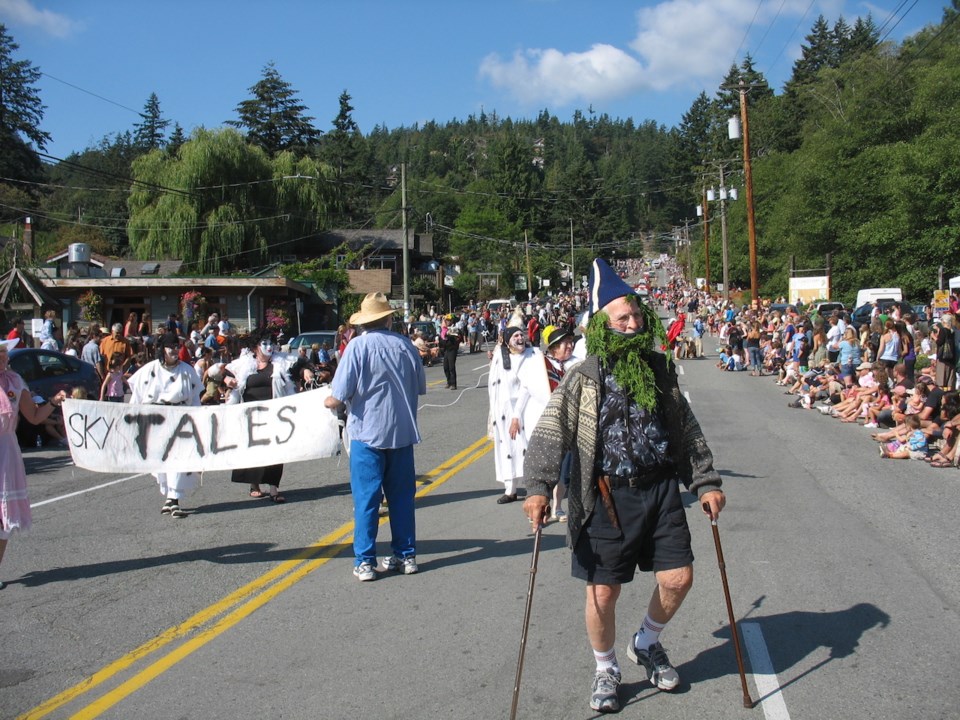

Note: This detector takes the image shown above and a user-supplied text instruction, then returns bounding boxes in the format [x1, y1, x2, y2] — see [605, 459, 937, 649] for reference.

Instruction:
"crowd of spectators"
[657, 262, 960, 469]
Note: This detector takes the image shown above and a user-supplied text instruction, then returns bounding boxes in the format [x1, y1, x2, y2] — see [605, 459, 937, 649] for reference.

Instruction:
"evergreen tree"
[227, 62, 320, 156]
[788, 15, 836, 88]
[133, 92, 169, 151]
[845, 16, 880, 60]
[320, 89, 367, 225]
[0, 24, 49, 182]
[324, 89, 361, 176]
[167, 123, 186, 156]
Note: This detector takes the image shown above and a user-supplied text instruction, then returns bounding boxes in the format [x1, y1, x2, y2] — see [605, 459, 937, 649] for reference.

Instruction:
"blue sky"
[0, 0, 947, 160]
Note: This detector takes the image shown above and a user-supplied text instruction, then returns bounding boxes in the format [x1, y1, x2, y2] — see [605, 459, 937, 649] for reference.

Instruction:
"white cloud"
[478, 0, 820, 108]
[479, 44, 646, 106]
[0, 0, 77, 37]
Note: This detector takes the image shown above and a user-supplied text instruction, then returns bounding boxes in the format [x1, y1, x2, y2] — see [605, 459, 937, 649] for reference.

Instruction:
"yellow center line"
[19, 437, 492, 720]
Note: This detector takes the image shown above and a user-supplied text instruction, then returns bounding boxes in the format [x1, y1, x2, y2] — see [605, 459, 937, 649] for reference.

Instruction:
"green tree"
[167, 123, 186, 156]
[41, 132, 141, 253]
[133, 92, 170, 151]
[227, 62, 320, 156]
[320, 89, 368, 225]
[323, 89, 361, 176]
[0, 24, 48, 182]
[128, 128, 335, 273]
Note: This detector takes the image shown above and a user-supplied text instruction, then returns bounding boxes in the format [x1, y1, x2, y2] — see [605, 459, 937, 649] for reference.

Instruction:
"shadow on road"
[9, 532, 567, 588]
[678, 600, 890, 701]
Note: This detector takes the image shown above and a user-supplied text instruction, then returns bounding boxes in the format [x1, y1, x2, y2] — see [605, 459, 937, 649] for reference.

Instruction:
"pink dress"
[0, 371, 31, 538]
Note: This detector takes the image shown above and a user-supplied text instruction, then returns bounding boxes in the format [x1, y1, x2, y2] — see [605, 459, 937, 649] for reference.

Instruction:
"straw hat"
[349, 292, 396, 325]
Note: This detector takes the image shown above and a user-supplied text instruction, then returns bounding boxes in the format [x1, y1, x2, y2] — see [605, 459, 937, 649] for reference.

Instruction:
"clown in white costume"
[127, 333, 203, 517]
[487, 326, 551, 504]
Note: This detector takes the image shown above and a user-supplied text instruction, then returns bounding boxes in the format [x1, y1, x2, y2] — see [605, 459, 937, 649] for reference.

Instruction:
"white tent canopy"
[949, 276, 960, 290]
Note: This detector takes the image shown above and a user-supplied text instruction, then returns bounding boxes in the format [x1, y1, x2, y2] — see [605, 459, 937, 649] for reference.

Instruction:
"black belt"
[602, 468, 672, 489]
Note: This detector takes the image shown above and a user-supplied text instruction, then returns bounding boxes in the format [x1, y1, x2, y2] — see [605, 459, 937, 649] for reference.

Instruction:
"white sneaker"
[353, 562, 376, 581]
[380, 555, 418, 575]
[863, 422, 879, 429]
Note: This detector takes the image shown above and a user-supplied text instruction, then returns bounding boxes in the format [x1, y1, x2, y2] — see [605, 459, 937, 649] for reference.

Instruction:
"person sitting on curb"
[879, 414, 928, 459]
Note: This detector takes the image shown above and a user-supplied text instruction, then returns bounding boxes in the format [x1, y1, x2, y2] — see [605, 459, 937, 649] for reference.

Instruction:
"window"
[37, 352, 72, 378]
[9, 354, 37, 381]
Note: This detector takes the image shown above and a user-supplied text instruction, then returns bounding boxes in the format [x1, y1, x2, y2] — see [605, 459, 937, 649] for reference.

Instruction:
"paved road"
[2, 336, 958, 720]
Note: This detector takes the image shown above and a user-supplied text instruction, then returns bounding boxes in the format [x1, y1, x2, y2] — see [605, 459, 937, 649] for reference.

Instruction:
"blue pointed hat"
[589, 258, 637, 314]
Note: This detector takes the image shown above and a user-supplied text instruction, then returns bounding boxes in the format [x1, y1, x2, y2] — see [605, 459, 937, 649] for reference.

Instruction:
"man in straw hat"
[324, 293, 426, 582]
[522, 258, 725, 713]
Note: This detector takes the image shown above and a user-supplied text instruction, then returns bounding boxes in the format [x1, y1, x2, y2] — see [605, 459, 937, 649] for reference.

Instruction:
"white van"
[855, 288, 902, 308]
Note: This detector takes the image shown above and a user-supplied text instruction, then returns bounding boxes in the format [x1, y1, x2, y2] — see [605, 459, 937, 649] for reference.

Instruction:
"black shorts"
[571, 477, 693, 585]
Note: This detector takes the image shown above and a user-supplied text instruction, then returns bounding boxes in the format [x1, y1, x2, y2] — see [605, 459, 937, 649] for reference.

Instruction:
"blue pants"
[349, 440, 417, 565]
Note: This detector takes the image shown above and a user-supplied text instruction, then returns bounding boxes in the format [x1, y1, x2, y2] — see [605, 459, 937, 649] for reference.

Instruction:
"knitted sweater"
[524, 353, 722, 550]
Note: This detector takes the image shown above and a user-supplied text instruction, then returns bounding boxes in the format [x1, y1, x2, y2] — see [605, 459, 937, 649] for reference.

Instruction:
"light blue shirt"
[331, 328, 427, 449]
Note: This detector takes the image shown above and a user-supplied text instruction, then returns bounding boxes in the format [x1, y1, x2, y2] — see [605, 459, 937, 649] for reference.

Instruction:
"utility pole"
[739, 78, 760, 309]
[719, 166, 730, 304]
[569, 218, 575, 291]
[401, 163, 410, 320]
[702, 186, 710, 289]
[524, 230, 533, 300]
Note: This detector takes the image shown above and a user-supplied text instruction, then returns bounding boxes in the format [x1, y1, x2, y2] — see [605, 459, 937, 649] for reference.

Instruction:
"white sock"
[634, 615, 665, 649]
[594, 647, 619, 675]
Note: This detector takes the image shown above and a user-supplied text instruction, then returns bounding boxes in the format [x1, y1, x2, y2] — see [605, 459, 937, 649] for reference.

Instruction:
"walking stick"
[704, 503, 754, 709]
[509, 517, 544, 720]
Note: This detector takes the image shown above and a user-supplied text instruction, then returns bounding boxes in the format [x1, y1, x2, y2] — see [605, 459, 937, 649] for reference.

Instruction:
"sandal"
[930, 459, 953, 468]
[269, 493, 286, 504]
[249, 489, 267, 499]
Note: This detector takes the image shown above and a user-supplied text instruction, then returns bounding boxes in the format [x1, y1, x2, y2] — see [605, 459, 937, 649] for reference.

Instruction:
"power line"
[765, 0, 818, 80]
[36, 152, 196, 198]
[731, 0, 766, 67]
[750, 0, 791, 59]
[878, 0, 921, 44]
[40, 72, 143, 117]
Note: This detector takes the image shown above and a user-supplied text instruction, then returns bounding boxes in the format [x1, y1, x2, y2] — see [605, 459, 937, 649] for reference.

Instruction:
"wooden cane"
[509, 517, 544, 720]
[704, 503, 754, 709]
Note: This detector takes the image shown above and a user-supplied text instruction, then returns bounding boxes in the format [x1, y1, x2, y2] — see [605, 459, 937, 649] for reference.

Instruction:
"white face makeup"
[257, 341, 275, 360]
[508, 332, 526, 352]
[162, 346, 179, 366]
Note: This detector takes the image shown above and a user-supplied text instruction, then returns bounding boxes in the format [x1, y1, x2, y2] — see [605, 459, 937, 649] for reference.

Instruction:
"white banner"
[62, 388, 341, 474]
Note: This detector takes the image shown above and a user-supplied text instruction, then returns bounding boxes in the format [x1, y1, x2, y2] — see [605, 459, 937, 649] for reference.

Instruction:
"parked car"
[9, 348, 100, 400]
[849, 299, 916, 330]
[286, 331, 337, 354]
[409, 321, 438, 343]
[486, 299, 514, 317]
[814, 302, 846, 319]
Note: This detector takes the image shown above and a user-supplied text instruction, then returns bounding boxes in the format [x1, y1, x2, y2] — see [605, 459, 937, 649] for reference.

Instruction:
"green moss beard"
[585, 300, 668, 411]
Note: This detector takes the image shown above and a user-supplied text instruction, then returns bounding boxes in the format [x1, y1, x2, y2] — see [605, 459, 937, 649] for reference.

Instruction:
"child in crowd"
[99, 354, 127, 402]
[880, 415, 928, 459]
